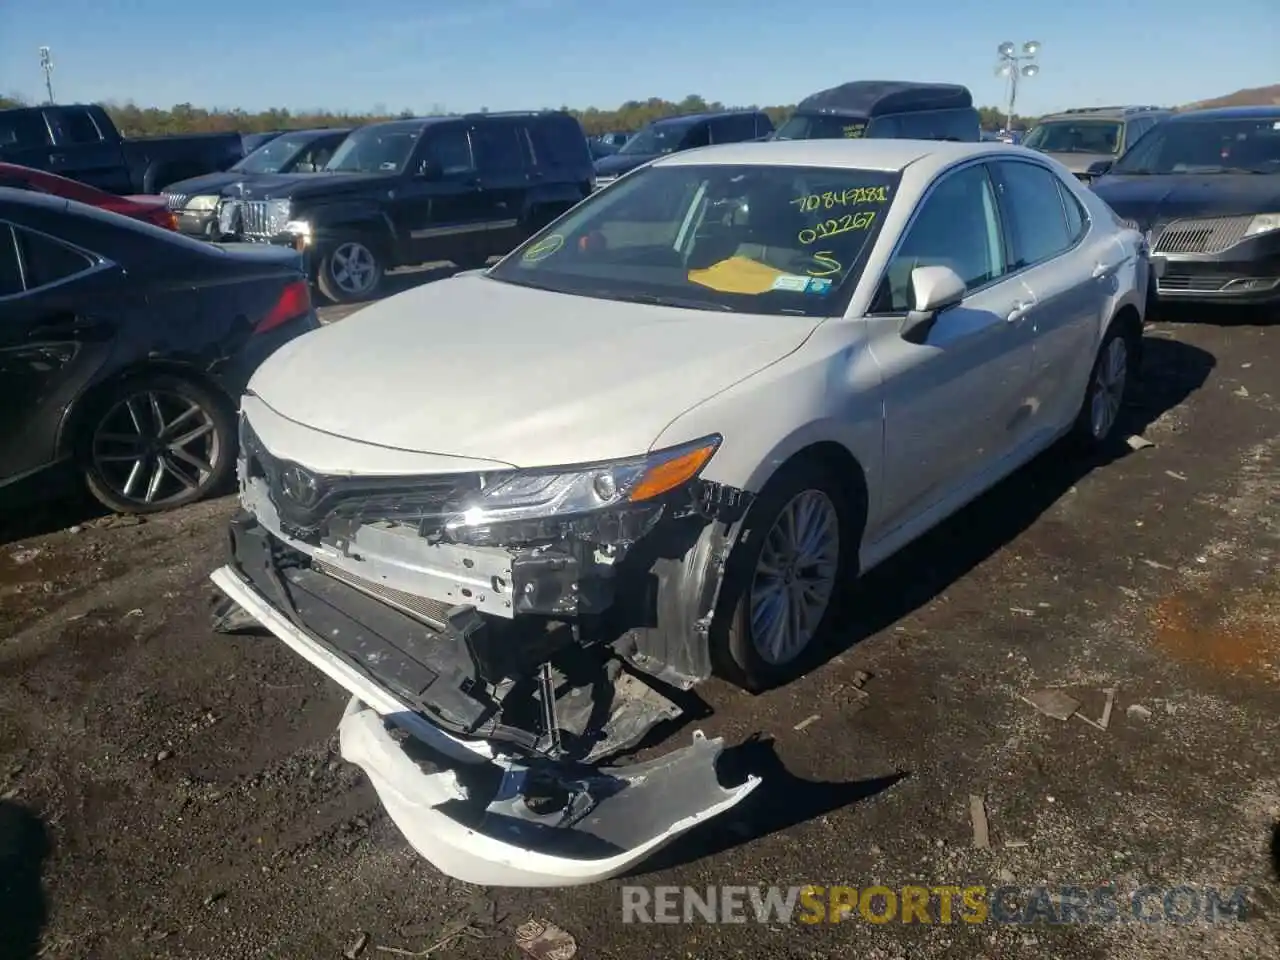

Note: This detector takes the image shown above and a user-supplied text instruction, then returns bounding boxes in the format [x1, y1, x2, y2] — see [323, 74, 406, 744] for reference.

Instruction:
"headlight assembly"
[185, 194, 220, 213]
[265, 198, 292, 234]
[444, 435, 721, 546]
[1244, 213, 1280, 239]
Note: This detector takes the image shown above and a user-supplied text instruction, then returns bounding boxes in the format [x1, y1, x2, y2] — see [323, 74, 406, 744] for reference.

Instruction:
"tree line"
[0, 93, 1038, 137]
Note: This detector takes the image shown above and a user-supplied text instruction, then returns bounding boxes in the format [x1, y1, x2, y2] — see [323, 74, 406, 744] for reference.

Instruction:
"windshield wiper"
[596, 291, 733, 312]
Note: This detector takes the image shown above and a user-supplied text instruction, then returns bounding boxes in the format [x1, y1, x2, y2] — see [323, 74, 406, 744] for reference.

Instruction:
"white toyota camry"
[210, 139, 1153, 887]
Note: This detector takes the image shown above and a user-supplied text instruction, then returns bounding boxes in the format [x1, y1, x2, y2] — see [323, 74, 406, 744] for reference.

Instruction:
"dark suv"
[591, 110, 774, 188]
[771, 81, 981, 143]
[209, 111, 594, 303]
[1023, 105, 1171, 181]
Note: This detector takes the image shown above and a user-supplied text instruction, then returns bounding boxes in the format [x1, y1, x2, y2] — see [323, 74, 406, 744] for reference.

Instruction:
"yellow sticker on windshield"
[688, 256, 786, 294]
[522, 234, 564, 261]
[843, 124, 866, 138]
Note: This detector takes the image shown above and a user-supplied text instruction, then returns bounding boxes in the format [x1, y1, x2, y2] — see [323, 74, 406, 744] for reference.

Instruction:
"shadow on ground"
[803, 333, 1217, 676]
[0, 801, 50, 960]
[626, 734, 907, 877]
[1271, 821, 1279, 880]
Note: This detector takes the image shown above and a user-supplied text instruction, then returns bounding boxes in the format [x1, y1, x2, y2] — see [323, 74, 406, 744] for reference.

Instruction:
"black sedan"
[0, 188, 319, 514]
[1090, 106, 1280, 306]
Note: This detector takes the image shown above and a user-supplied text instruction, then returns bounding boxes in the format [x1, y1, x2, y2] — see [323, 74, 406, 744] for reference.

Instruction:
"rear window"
[530, 118, 591, 169]
[0, 112, 51, 150]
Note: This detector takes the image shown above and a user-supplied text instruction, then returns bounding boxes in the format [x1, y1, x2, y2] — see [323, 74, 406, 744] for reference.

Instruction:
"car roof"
[653, 138, 1014, 172]
[795, 81, 973, 116]
[650, 110, 764, 125]
[1039, 105, 1168, 121]
[1169, 105, 1280, 121]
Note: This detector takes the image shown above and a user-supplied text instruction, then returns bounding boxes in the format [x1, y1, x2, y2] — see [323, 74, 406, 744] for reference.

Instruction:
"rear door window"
[15, 226, 96, 290]
[48, 108, 104, 145]
[994, 160, 1074, 267]
[471, 122, 526, 175]
[0, 223, 22, 296]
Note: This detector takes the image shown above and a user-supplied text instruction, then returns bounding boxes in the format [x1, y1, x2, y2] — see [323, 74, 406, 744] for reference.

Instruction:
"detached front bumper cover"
[210, 564, 760, 887]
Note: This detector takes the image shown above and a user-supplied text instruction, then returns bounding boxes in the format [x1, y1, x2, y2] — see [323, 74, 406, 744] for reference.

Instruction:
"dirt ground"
[1, 297, 1277, 960]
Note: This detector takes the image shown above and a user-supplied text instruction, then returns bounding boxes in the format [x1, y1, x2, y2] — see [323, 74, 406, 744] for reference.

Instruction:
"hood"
[163, 171, 242, 197]
[1092, 174, 1280, 227]
[594, 153, 653, 177]
[224, 171, 396, 201]
[1033, 150, 1115, 174]
[247, 274, 818, 468]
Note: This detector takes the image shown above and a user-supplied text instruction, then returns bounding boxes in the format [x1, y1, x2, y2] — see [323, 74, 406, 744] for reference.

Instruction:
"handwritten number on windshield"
[791, 186, 888, 212]
[798, 211, 877, 245]
[806, 252, 842, 277]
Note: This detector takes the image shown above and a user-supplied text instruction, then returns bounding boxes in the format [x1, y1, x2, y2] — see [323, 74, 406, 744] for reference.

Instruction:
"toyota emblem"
[280, 464, 321, 507]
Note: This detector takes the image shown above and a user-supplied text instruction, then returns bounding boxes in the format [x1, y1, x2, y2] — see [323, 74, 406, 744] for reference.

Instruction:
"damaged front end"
[209, 410, 759, 886]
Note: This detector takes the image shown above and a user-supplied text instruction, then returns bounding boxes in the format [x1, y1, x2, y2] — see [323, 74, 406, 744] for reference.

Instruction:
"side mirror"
[1086, 159, 1114, 177]
[417, 159, 443, 180]
[900, 265, 966, 343]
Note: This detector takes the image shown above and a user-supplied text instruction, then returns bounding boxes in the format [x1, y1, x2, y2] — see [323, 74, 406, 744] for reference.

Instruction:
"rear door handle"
[1092, 260, 1123, 279]
[49, 153, 68, 164]
[1007, 300, 1035, 323]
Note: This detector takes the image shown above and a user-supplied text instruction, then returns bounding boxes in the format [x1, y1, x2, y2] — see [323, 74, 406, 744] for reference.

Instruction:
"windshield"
[487, 163, 898, 317]
[1023, 120, 1122, 154]
[324, 126, 420, 174]
[232, 132, 317, 174]
[617, 120, 695, 156]
[773, 114, 868, 141]
[1112, 117, 1280, 175]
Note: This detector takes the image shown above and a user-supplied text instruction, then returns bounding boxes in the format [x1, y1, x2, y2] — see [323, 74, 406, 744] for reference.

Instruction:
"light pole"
[39, 46, 54, 104]
[995, 40, 1040, 133]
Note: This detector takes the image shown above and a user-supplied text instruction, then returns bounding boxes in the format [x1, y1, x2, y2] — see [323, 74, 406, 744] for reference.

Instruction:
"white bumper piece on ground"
[210, 564, 761, 887]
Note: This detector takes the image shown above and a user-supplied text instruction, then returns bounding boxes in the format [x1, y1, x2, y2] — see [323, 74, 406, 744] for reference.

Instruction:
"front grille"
[1152, 216, 1252, 255]
[165, 193, 187, 210]
[313, 559, 454, 629]
[1158, 274, 1233, 292]
[240, 200, 273, 237]
[240, 417, 481, 536]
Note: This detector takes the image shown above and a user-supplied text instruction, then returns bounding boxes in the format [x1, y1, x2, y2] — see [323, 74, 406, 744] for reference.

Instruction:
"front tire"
[713, 460, 855, 692]
[316, 237, 384, 304]
[80, 373, 236, 514]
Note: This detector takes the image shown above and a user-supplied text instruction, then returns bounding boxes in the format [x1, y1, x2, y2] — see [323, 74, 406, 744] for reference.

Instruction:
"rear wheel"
[316, 237, 384, 304]
[713, 460, 855, 692]
[1072, 321, 1137, 448]
[80, 373, 236, 514]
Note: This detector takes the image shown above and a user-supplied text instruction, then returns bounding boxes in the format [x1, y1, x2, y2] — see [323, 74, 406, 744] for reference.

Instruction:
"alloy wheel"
[91, 389, 222, 507]
[1090, 336, 1128, 440]
[748, 489, 841, 666]
[328, 241, 378, 297]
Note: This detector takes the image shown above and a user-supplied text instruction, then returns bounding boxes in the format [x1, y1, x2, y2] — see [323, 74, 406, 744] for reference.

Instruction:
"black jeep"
[210, 111, 594, 303]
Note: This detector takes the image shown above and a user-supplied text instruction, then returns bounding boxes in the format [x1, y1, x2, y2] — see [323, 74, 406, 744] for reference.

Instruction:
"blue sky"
[1, 0, 1276, 116]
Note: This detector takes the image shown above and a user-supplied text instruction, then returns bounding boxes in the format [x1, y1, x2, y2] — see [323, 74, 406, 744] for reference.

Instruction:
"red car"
[0, 162, 177, 230]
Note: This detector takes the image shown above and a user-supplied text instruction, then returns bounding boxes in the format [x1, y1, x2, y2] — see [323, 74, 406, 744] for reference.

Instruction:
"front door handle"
[1007, 300, 1034, 323]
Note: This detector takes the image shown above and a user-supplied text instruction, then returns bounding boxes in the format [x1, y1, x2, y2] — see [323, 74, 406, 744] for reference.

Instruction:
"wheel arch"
[56, 359, 234, 462]
[1106, 302, 1144, 374]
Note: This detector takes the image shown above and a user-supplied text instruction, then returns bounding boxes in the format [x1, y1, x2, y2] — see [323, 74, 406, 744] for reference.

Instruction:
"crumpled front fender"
[338, 699, 760, 887]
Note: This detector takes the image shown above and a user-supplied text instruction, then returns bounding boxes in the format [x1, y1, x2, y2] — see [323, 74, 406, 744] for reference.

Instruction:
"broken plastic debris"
[793, 714, 821, 732]
[1165, 470, 1187, 481]
[1126, 435, 1155, 451]
[1075, 687, 1117, 731]
[1126, 703, 1153, 720]
[1021, 689, 1080, 721]
[969, 795, 990, 849]
[514, 920, 576, 960]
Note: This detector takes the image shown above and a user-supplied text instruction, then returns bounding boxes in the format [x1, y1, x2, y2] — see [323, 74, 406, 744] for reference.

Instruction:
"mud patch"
[1149, 585, 1280, 681]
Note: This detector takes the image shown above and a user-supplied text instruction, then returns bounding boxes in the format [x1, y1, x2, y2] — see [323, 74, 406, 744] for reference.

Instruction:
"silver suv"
[1023, 105, 1171, 181]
